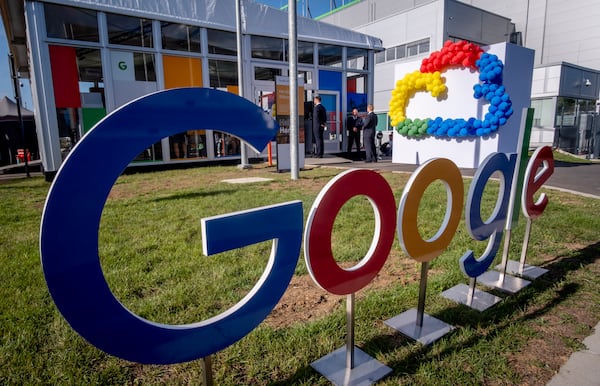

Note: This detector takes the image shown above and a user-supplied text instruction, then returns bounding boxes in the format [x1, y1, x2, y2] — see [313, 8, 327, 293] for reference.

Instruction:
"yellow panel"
[163, 56, 202, 88]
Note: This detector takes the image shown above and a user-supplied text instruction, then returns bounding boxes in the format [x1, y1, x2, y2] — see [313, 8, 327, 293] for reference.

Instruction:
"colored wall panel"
[163, 56, 202, 88]
[49, 45, 81, 108]
[82, 108, 106, 134]
[318, 70, 342, 93]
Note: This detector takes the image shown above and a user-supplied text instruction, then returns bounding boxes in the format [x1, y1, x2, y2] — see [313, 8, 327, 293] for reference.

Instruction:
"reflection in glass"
[298, 41, 315, 64]
[133, 53, 156, 81]
[209, 60, 238, 89]
[554, 97, 596, 154]
[347, 73, 367, 112]
[214, 132, 241, 157]
[254, 67, 281, 81]
[347, 47, 368, 70]
[107, 13, 153, 48]
[45, 3, 99, 42]
[168, 130, 208, 159]
[207, 29, 237, 56]
[318, 44, 343, 67]
[161, 22, 201, 52]
[251, 36, 284, 61]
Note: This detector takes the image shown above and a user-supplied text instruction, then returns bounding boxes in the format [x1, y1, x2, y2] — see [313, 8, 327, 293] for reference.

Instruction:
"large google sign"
[40, 88, 553, 366]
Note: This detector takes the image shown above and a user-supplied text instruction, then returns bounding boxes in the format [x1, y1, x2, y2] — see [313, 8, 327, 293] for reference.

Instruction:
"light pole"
[8, 53, 30, 177]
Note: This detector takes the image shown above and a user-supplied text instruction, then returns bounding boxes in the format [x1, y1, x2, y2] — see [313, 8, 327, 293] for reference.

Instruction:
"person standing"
[346, 108, 363, 154]
[312, 95, 327, 158]
[362, 104, 378, 162]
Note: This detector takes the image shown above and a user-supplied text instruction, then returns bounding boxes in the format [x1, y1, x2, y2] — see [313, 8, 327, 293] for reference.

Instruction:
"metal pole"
[8, 53, 30, 177]
[518, 218, 533, 275]
[201, 356, 213, 386]
[467, 278, 476, 307]
[235, 0, 251, 169]
[345, 293, 355, 370]
[289, 0, 299, 180]
[416, 262, 429, 327]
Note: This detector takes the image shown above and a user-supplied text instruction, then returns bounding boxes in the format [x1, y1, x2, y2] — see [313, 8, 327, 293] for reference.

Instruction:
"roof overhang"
[0, 0, 29, 77]
[0, 0, 384, 79]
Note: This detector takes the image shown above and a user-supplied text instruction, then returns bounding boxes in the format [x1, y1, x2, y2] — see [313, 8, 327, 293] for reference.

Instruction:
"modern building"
[318, 0, 600, 156]
[0, 0, 383, 180]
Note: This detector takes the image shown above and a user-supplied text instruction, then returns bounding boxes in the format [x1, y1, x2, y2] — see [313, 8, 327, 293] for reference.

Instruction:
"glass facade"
[554, 97, 597, 154]
[34, 2, 375, 170]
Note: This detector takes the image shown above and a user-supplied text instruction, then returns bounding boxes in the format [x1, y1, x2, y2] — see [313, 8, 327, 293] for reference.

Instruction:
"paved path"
[546, 321, 600, 386]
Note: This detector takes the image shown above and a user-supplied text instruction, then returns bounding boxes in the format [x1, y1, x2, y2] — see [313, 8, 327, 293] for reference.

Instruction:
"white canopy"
[43, 0, 383, 49]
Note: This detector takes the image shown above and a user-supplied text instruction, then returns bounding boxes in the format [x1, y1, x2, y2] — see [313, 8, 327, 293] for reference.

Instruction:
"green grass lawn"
[1, 164, 599, 385]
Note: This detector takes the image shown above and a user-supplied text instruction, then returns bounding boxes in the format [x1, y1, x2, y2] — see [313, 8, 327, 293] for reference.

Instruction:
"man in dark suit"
[346, 108, 363, 154]
[312, 95, 327, 158]
[362, 104, 378, 162]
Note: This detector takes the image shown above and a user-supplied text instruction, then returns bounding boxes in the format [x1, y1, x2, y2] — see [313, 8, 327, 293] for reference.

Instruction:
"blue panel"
[348, 92, 367, 112]
[39, 88, 300, 364]
[319, 70, 342, 93]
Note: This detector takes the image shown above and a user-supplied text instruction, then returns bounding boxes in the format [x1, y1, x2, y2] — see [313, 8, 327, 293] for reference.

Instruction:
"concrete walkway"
[547, 322, 600, 386]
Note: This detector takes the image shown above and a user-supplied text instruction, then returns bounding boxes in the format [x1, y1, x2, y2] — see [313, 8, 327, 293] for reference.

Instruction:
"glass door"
[317, 91, 341, 153]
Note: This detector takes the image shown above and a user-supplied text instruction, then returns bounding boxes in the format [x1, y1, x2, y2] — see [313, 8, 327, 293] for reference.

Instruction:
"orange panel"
[163, 56, 202, 88]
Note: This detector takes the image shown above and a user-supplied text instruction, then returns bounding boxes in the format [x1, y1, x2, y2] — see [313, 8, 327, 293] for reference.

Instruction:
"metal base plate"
[311, 346, 392, 386]
[384, 308, 454, 346]
[441, 283, 502, 311]
[478, 270, 531, 294]
[496, 260, 548, 280]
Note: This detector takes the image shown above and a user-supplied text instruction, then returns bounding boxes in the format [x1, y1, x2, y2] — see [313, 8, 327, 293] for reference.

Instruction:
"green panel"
[376, 113, 388, 131]
[82, 108, 106, 134]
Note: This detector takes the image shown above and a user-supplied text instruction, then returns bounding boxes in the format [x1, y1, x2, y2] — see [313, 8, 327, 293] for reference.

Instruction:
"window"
[377, 39, 429, 65]
[161, 22, 201, 52]
[251, 36, 285, 61]
[45, 4, 99, 42]
[531, 98, 555, 127]
[418, 40, 430, 55]
[134, 53, 156, 81]
[298, 41, 314, 64]
[318, 44, 342, 67]
[407, 43, 418, 57]
[396, 44, 406, 59]
[347, 47, 368, 70]
[207, 29, 237, 56]
[254, 67, 282, 81]
[107, 14, 153, 48]
[385, 48, 396, 61]
[209, 60, 238, 89]
[214, 132, 241, 157]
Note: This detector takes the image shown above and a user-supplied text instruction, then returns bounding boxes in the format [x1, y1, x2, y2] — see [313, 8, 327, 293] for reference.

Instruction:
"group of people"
[312, 95, 383, 162]
[345, 104, 380, 162]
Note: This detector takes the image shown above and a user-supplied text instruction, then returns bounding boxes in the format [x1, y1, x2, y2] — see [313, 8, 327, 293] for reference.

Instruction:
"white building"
[319, 0, 600, 157]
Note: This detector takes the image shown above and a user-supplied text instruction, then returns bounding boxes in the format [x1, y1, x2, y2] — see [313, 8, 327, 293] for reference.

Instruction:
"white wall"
[460, 0, 600, 69]
[391, 42, 535, 168]
[531, 65, 561, 98]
